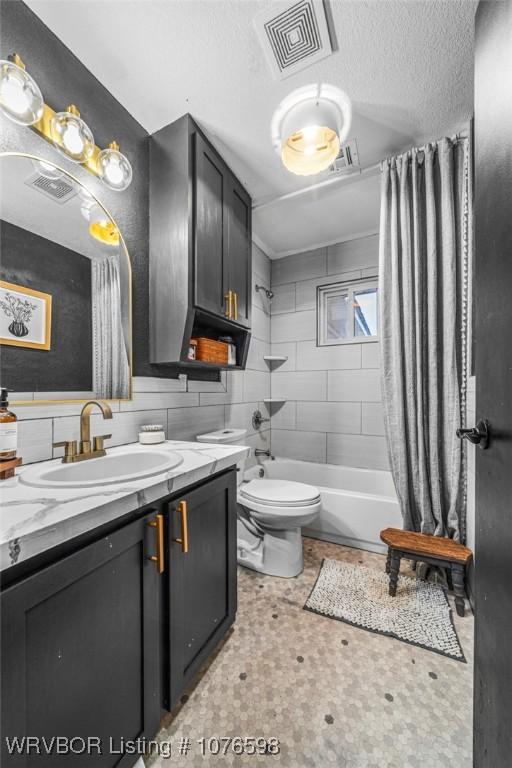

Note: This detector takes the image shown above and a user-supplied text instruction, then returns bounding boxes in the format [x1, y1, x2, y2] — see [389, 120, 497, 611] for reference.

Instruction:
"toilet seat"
[238, 479, 322, 529]
[239, 479, 321, 507]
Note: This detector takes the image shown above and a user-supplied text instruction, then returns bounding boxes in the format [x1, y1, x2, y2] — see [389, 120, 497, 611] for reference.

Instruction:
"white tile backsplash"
[272, 371, 327, 401]
[272, 429, 327, 462]
[271, 311, 316, 343]
[327, 433, 389, 470]
[17, 419, 53, 463]
[296, 341, 361, 371]
[297, 401, 361, 435]
[327, 369, 381, 402]
[327, 234, 379, 274]
[271, 247, 327, 285]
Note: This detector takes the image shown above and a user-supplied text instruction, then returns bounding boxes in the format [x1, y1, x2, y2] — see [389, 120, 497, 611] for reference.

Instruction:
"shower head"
[255, 284, 274, 300]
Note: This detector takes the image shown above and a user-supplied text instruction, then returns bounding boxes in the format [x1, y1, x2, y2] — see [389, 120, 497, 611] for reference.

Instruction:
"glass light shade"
[50, 106, 95, 163]
[32, 159, 63, 180]
[85, 203, 120, 246]
[281, 124, 340, 176]
[272, 84, 351, 177]
[0, 59, 44, 125]
[97, 143, 132, 191]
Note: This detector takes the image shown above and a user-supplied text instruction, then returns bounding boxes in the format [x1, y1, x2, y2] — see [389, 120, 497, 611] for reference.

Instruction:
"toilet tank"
[196, 428, 248, 485]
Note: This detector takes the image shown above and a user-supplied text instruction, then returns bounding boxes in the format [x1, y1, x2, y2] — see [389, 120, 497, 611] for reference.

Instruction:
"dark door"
[1, 511, 161, 767]
[226, 177, 252, 328]
[167, 471, 237, 708]
[473, 2, 512, 766]
[194, 131, 229, 319]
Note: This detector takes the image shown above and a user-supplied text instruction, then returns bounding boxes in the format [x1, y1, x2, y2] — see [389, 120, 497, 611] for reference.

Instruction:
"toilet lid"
[240, 479, 320, 507]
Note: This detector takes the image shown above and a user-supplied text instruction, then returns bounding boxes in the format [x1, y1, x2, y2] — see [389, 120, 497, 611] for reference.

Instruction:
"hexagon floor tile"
[146, 538, 473, 768]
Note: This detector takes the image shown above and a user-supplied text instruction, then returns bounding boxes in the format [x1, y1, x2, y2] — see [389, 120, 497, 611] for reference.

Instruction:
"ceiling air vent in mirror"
[24, 171, 78, 204]
[328, 138, 360, 174]
[254, 0, 333, 80]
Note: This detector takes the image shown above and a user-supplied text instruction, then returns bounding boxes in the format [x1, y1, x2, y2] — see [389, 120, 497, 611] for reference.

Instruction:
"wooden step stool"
[380, 527, 473, 617]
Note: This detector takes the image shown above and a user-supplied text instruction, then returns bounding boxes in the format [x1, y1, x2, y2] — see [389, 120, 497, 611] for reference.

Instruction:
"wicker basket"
[193, 337, 229, 365]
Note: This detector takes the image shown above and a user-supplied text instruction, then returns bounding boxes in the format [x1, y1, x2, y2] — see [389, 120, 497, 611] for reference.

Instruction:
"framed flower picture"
[0, 281, 52, 350]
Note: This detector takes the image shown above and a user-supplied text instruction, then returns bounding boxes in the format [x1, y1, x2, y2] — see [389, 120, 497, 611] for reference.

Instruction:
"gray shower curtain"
[379, 137, 472, 541]
[92, 254, 130, 399]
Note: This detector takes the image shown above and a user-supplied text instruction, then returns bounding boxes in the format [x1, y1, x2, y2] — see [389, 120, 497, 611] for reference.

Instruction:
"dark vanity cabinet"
[0, 469, 238, 766]
[166, 470, 237, 708]
[150, 114, 252, 368]
[1, 509, 161, 767]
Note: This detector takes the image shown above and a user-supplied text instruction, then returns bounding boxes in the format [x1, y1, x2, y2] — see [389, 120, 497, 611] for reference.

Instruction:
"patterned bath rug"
[304, 558, 465, 662]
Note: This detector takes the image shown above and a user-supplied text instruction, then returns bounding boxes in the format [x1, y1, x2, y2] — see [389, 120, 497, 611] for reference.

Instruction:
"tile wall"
[269, 234, 388, 470]
[15, 244, 271, 469]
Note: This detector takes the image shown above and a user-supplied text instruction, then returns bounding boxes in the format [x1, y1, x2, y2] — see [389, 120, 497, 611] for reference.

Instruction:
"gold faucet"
[53, 400, 113, 463]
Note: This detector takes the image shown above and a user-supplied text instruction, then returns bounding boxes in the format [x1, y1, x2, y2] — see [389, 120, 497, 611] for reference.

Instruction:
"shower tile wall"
[269, 234, 388, 470]
[15, 245, 271, 468]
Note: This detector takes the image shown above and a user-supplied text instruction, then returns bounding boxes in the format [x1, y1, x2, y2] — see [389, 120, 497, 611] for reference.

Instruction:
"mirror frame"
[0, 151, 133, 405]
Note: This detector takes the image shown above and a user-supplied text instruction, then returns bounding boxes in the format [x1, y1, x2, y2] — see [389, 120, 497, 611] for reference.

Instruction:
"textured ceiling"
[25, 0, 476, 256]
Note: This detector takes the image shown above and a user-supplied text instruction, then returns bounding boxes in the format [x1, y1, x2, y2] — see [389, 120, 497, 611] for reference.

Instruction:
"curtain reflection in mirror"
[92, 253, 130, 399]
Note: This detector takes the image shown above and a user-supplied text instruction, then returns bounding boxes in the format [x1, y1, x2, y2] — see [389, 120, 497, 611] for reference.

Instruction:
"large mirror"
[0, 153, 132, 402]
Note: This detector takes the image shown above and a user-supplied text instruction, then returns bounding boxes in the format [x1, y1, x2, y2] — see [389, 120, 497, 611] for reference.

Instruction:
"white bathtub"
[246, 458, 402, 554]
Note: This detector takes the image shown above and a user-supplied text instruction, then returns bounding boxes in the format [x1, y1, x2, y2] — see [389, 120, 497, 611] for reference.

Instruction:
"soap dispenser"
[0, 388, 17, 460]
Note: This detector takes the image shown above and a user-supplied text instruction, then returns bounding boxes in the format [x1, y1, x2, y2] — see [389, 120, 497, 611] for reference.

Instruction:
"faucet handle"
[93, 434, 112, 452]
[53, 440, 77, 462]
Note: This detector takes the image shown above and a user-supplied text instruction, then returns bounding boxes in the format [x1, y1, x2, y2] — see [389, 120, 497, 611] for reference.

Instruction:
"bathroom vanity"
[0, 441, 247, 766]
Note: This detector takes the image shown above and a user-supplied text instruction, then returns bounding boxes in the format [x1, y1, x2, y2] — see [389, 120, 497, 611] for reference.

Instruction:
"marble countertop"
[0, 440, 249, 572]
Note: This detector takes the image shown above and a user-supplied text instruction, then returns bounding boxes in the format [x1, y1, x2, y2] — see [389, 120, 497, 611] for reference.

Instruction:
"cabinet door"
[1, 511, 162, 767]
[167, 471, 237, 708]
[194, 131, 229, 319]
[226, 177, 252, 329]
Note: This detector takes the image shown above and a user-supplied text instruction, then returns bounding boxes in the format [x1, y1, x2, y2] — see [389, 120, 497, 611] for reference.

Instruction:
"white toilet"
[196, 428, 321, 578]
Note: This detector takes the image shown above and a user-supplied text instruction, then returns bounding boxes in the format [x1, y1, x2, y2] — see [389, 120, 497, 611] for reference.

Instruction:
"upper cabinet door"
[194, 132, 229, 319]
[226, 177, 252, 329]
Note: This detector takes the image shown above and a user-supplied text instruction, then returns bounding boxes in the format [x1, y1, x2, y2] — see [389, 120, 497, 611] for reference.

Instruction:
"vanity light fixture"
[97, 141, 133, 191]
[50, 104, 95, 164]
[271, 84, 352, 176]
[1, 51, 133, 191]
[0, 54, 44, 125]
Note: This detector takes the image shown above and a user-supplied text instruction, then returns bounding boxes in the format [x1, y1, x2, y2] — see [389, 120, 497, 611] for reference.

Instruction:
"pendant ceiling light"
[272, 84, 352, 176]
[0, 54, 44, 125]
[97, 141, 133, 191]
[50, 104, 95, 163]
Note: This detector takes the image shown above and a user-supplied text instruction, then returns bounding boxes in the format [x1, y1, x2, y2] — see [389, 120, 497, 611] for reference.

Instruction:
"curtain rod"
[253, 129, 470, 211]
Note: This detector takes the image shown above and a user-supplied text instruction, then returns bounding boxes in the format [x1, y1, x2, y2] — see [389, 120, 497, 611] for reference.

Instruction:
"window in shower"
[317, 278, 378, 346]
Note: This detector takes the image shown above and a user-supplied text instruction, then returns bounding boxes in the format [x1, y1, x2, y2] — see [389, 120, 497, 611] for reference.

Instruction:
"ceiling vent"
[328, 138, 360, 174]
[24, 172, 78, 204]
[254, 0, 333, 80]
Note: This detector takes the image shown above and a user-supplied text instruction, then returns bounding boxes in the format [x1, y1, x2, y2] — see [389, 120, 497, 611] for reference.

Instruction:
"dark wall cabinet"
[1, 469, 238, 766]
[150, 115, 252, 368]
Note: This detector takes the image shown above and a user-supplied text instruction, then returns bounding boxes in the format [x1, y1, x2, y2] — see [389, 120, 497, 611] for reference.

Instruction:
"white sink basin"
[20, 450, 183, 489]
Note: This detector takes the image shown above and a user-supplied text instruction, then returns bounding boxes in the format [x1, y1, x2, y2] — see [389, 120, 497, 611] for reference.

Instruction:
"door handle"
[224, 290, 233, 319]
[173, 500, 189, 553]
[233, 291, 238, 321]
[148, 513, 165, 573]
[456, 419, 489, 449]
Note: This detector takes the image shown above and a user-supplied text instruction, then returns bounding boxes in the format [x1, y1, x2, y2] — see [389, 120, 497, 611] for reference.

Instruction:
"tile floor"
[147, 538, 473, 768]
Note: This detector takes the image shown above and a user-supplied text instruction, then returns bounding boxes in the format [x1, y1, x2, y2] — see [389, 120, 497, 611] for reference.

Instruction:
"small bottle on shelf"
[0, 388, 17, 461]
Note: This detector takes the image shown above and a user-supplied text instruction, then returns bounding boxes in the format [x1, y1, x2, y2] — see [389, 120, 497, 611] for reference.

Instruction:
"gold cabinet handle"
[224, 290, 233, 319]
[174, 500, 189, 554]
[148, 513, 165, 573]
[233, 291, 238, 321]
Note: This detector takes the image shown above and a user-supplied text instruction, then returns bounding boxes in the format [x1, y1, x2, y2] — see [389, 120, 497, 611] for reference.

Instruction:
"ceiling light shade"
[0, 55, 44, 125]
[272, 84, 352, 176]
[50, 104, 95, 163]
[97, 141, 132, 191]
